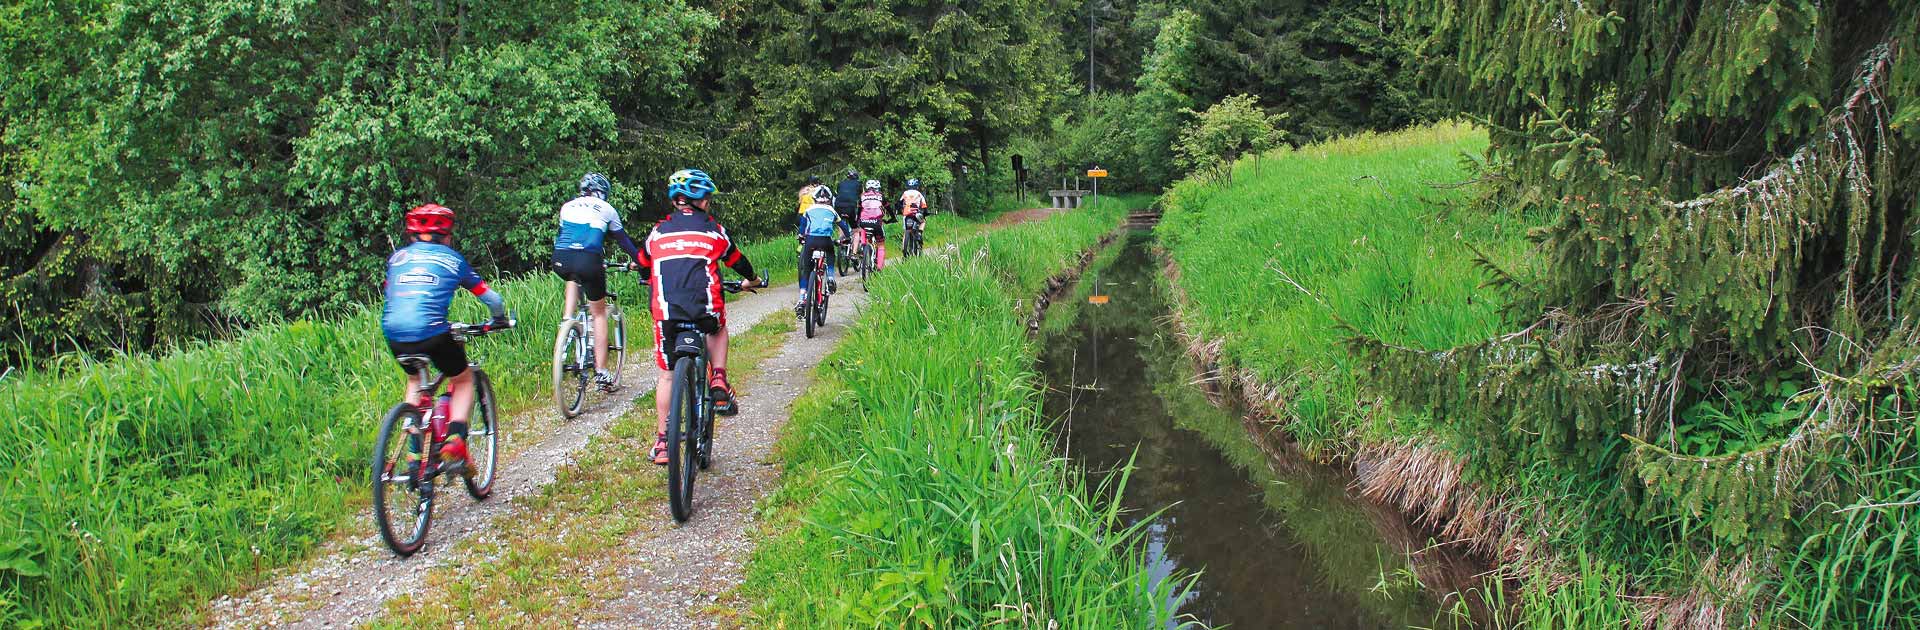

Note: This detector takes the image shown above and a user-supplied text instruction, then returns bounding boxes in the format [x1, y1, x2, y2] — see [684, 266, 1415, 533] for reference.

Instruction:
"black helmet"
[846, 168, 859, 179]
[579, 172, 611, 198]
[807, 175, 822, 185]
[905, 178, 921, 189]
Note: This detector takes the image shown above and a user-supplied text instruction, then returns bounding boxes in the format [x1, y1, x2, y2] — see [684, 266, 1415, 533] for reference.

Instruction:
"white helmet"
[864, 179, 881, 191]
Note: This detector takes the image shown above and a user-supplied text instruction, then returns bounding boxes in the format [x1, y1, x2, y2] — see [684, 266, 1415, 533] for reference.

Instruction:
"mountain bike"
[372, 319, 513, 557]
[552, 262, 631, 418]
[902, 214, 924, 257]
[854, 224, 879, 291]
[662, 280, 749, 522]
[800, 249, 830, 338]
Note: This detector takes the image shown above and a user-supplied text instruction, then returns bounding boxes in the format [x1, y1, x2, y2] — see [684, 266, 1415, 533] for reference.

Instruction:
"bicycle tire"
[551, 320, 589, 418]
[697, 362, 715, 470]
[804, 269, 819, 339]
[605, 307, 626, 390]
[859, 244, 872, 291]
[666, 357, 699, 523]
[463, 369, 498, 500]
[373, 403, 432, 556]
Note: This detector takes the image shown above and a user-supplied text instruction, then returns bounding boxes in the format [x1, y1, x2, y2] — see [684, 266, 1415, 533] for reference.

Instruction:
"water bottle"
[430, 394, 452, 442]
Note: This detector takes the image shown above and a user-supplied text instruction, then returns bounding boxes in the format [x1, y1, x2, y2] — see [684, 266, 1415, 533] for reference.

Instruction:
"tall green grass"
[743, 198, 1183, 627]
[0, 214, 1022, 628]
[1155, 122, 1523, 455]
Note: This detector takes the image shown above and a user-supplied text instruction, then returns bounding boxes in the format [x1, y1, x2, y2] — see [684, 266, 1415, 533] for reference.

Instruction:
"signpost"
[1086, 166, 1107, 208]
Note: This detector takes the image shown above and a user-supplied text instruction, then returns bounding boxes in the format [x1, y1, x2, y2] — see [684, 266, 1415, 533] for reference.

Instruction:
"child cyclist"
[900, 177, 930, 238]
[857, 179, 889, 270]
[638, 169, 764, 465]
[797, 187, 852, 315]
[380, 203, 511, 477]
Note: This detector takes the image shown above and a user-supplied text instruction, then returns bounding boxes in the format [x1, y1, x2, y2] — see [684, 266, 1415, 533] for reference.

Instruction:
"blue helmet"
[579, 172, 611, 198]
[666, 169, 717, 201]
[905, 178, 921, 189]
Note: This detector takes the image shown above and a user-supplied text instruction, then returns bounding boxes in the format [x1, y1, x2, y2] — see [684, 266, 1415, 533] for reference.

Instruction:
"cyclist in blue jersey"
[381, 203, 510, 477]
[552, 172, 644, 391]
[796, 187, 850, 316]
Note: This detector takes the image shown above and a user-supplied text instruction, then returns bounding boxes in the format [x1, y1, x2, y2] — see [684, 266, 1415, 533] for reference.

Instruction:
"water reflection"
[1038, 231, 1475, 629]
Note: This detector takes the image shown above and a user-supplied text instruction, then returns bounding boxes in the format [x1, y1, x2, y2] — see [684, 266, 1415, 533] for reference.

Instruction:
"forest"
[0, 0, 1424, 367]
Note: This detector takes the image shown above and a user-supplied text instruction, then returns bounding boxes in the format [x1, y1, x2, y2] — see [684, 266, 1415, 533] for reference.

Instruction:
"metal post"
[1087, 2, 1095, 94]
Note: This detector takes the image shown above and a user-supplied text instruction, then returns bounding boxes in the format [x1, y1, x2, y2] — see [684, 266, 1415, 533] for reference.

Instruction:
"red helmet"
[404, 203, 455, 235]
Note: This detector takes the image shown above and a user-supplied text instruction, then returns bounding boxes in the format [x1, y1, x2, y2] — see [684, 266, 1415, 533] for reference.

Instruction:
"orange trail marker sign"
[1088, 295, 1110, 304]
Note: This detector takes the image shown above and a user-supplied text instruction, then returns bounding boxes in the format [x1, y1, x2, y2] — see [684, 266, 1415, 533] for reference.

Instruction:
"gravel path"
[583, 288, 869, 629]
[202, 287, 803, 629]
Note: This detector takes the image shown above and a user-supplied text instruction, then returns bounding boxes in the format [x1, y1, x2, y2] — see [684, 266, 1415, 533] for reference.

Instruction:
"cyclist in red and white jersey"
[637, 168, 763, 465]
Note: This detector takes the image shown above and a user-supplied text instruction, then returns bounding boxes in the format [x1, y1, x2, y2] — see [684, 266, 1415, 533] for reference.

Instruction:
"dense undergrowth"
[0, 214, 1003, 628]
[741, 198, 1184, 627]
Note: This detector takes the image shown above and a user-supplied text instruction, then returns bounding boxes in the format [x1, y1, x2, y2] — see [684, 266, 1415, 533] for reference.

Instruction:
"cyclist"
[639, 168, 763, 465]
[856, 179, 889, 270]
[794, 176, 827, 284]
[833, 168, 862, 226]
[381, 203, 510, 477]
[552, 172, 644, 391]
[796, 175, 825, 215]
[797, 187, 851, 315]
[900, 177, 930, 243]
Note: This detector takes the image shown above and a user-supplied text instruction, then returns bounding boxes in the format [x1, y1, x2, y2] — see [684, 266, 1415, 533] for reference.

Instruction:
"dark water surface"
[1038, 231, 1477, 629]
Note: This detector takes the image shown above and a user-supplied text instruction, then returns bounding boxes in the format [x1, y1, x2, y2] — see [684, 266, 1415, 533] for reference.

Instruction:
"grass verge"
[741, 198, 1181, 627]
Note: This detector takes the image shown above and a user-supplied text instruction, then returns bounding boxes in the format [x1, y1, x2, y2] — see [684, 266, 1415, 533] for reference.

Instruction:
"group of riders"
[793, 168, 934, 311]
[379, 167, 930, 478]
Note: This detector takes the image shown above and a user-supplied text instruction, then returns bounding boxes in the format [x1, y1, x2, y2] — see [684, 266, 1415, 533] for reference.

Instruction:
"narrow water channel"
[1038, 231, 1477, 629]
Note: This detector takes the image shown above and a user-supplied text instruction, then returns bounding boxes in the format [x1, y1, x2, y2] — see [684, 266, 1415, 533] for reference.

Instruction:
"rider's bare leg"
[590, 299, 610, 372]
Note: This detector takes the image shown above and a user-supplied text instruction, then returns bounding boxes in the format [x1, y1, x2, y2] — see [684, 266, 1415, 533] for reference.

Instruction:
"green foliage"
[744, 199, 1181, 626]
[1, 0, 715, 366]
[853, 115, 957, 190]
[1174, 94, 1286, 184]
[1362, 2, 1920, 623]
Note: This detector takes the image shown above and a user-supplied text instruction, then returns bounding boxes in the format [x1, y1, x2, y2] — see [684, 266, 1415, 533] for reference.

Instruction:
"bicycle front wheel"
[373, 404, 432, 556]
[463, 369, 499, 500]
[666, 357, 700, 523]
[552, 320, 589, 418]
[605, 307, 627, 390]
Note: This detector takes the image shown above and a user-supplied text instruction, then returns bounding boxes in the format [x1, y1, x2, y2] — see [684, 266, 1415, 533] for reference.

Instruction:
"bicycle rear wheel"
[552, 320, 589, 417]
[666, 357, 700, 522]
[804, 269, 820, 339]
[859, 244, 873, 291]
[463, 369, 499, 499]
[373, 404, 432, 556]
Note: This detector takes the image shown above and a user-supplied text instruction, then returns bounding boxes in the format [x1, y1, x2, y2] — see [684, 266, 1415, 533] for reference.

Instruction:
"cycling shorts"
[857, 220, 885, 243]
[799, 235, 836, 276]
[552, 249, 609, 301]
[653, 316, 721, 371]
[387, 332, 469, 378]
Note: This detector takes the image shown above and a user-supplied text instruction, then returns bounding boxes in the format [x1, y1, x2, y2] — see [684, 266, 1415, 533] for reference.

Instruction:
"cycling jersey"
[834, 178, 862, 219]
[796, 185, 820, 215]
[553, 195, 640, 257]
[380, 242, 502, 343]
[800, 203, 848, 238]
[858, 191, 886, 221]
[639, 209, 757, 324]
[901, 189, 928, 216]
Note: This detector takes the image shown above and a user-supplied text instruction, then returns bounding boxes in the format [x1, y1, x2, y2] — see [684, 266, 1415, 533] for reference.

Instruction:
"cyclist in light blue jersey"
[796, 187, 850, 314]
[552, 172, 643, 390]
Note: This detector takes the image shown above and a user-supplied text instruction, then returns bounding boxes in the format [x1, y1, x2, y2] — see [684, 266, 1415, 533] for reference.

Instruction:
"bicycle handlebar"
[449, 319, 516, 337]
[636, 279, 754, 294]
[605, 262, 635, 272]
